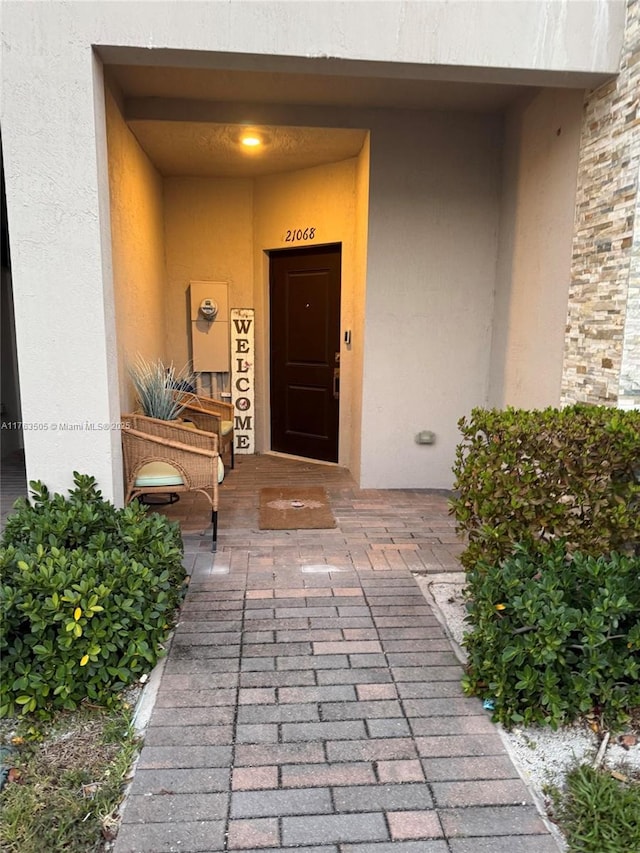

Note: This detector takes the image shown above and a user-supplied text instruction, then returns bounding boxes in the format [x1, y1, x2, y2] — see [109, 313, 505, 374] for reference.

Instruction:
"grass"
[550, 763, 640, 853]
[0, 707, 139, 853]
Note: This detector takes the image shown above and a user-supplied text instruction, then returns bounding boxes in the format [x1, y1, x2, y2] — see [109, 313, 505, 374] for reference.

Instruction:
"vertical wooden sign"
[230, 308, 255, 454]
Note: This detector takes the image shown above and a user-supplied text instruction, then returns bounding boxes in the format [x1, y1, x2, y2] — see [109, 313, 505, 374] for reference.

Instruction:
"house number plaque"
[231, 308, 255, 454]
[284, 227, 316, 242]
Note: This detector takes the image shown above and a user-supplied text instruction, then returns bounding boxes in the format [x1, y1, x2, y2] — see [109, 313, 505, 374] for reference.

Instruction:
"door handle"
[333, 368, 340, 400]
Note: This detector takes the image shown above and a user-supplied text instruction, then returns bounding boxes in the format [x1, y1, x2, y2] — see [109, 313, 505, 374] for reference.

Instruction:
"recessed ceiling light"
[241, 135, 261, 148]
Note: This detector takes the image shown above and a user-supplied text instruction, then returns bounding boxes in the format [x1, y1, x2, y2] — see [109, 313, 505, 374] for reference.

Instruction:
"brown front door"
[269, 244, 341, 463]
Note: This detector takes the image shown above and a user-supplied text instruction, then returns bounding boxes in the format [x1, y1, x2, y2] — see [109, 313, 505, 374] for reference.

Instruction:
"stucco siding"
[360, 112, 502, 488]
[106, 88, 168, 412]
[163, 176, 254, 370]
[490, 88, 584, 409]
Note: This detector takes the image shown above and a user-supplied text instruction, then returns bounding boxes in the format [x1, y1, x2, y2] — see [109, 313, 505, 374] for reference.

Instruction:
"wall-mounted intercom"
[189, 282, 230, 372]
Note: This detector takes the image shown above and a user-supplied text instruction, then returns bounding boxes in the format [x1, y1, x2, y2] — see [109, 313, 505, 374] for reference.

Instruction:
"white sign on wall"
[231, 308, 255, 454]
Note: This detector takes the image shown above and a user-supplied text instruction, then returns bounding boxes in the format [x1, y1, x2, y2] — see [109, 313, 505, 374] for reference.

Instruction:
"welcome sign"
[230, 308, 255, 453]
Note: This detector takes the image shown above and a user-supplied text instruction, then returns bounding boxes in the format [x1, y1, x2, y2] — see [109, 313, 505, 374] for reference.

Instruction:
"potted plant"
[128, 355, 195, 421]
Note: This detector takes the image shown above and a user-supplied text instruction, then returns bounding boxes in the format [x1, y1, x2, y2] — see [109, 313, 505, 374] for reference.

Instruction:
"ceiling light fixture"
[241, 134, 261, 148]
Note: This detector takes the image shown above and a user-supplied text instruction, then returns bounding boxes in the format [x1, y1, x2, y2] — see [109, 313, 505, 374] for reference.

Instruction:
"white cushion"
[135, 457, 224, 487]
[183, 417, 232, 440]
[135, 461, 183, 488]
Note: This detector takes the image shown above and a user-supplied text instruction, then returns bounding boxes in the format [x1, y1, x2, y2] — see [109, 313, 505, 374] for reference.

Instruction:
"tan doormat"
[259, 487, 336, 530]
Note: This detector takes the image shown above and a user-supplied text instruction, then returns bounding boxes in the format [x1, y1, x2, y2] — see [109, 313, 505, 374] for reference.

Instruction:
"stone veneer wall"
[562, 0, 640, 406]
[619, 184, 640, 407]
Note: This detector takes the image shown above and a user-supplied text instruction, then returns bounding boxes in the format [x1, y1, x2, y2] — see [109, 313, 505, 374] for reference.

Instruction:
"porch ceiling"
[127, 120, 368, 178]
[107, 63, 535, 179]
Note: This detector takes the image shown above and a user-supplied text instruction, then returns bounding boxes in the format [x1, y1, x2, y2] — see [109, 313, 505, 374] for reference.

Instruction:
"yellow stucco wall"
[159, 159, 365, 467]
[163, 177, 254, 370]
[253, 158, 361, 467]
[105, 88, 167, 412]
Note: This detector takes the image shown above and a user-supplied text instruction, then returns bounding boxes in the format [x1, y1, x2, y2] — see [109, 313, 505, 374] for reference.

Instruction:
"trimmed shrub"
[451, 405, 640, 571]
[463, 541, 640, 729]
[0, 473, 186, 718]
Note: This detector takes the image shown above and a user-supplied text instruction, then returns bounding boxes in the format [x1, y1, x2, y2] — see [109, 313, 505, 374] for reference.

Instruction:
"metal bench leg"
[211, 510, 218, 552]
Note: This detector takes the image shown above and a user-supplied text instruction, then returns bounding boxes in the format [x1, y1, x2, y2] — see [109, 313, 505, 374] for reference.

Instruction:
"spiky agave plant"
[128, 355, 195, 420]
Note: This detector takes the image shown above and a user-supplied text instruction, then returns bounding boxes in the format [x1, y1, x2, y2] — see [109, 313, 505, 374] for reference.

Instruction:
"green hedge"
[450, 405, 640, 729]
[0, 474, 186, 718]
[450, 405, 640, 571]
[463, 541, 640, 728]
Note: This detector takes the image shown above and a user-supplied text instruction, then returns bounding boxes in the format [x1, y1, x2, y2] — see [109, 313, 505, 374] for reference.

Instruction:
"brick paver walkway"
[114, 455, 561, 853]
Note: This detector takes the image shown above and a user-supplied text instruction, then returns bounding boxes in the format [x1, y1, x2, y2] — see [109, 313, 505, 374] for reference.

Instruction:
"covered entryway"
[269, 245, 342, 463]
[102, 66, 369, 477]
[98, 52, 587, 493]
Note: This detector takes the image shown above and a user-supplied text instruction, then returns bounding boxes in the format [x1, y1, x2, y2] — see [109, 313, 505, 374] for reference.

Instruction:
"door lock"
[333, 368, 340, 400]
